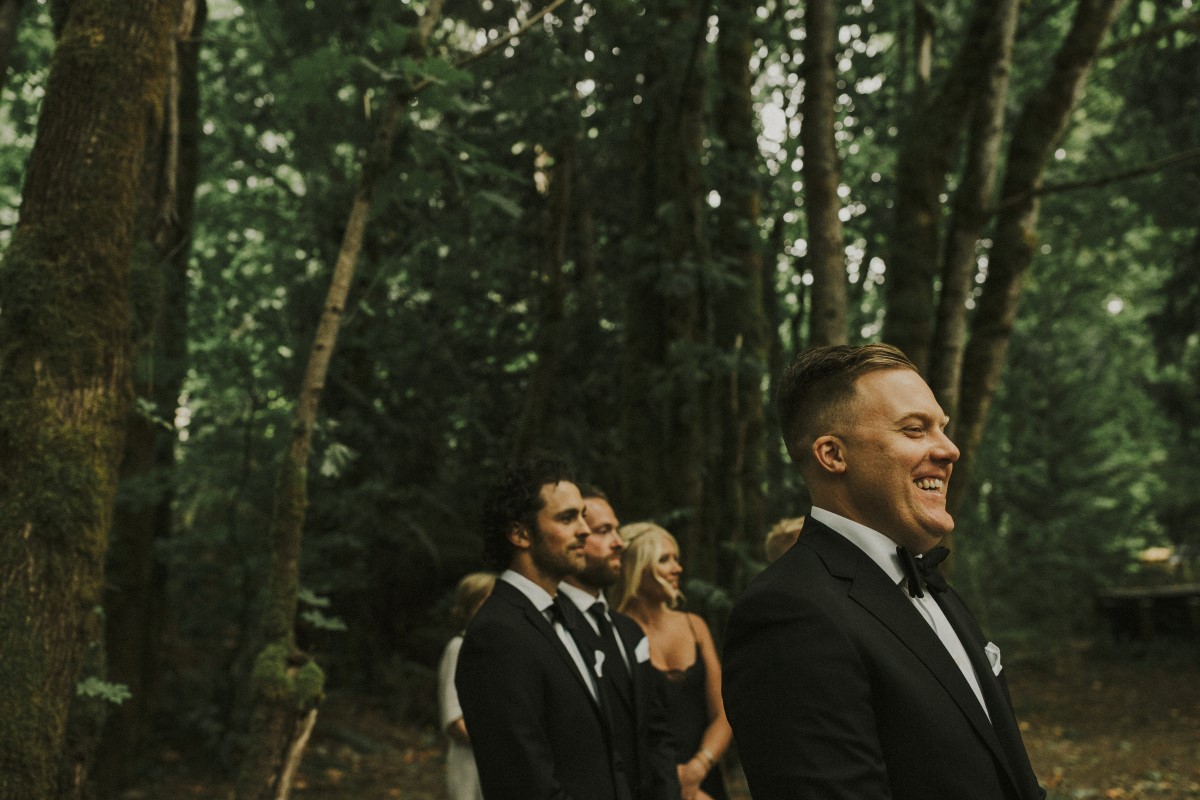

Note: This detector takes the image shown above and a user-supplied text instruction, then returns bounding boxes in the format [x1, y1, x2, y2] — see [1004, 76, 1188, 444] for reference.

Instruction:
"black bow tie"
[896, 545, 950, 598]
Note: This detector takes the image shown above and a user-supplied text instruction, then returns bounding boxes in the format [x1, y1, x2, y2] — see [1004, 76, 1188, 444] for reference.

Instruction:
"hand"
[696, 791, 715, 800]
[677, 759, 706, 800]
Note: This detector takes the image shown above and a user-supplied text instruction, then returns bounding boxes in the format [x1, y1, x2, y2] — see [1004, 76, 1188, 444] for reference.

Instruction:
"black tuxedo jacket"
[456, 578, 627, 800]
[571, 604, 681, 800]
[722, 519, 1046, 800]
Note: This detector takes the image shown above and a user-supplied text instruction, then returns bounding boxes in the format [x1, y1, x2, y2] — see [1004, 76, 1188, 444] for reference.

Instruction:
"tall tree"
[884, 0, 1025, 372]
[708, 0, 769, 582]
[0, 0, 178, 795]
[93, 1, 206, 795]
[234, 3, 444, 797]
[952, 0, 1127, 512]
[620, 0, 712, 573]
[801, 0, 849, 347]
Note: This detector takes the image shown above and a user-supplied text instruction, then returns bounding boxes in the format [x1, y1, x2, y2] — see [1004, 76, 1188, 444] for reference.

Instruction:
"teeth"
[916, 478, 944, 491]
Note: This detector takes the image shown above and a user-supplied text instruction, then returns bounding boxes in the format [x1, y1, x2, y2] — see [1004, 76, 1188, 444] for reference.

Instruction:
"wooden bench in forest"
[1094, 584, 1200, 641]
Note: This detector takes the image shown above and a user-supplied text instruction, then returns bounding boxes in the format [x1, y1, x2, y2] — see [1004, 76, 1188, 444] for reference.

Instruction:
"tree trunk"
[0, 0, 178, 796]
[801, 0, 848, 347]
[620, 0, 711, 574]
[950, 0, 1127, 514]
[92, 2, 205, 796]
[511, 136, 574, 461]
[884, 0, 1021, 372]
[707, 0, 767, 585]
[235, 4, 443, 797]
[928, 0, 1019, 420]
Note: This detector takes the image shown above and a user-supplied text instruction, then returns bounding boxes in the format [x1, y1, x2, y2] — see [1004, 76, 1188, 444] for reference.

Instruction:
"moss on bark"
[0, 0, 178, 795]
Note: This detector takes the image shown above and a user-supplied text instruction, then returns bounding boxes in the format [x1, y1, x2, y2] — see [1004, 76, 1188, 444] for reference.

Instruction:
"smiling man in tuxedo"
[455, 456, 632, 800]
[723, 344, 1045, 800]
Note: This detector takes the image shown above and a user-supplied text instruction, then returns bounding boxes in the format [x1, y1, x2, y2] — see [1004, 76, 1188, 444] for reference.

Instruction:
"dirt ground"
[123, 640, 1199, 800]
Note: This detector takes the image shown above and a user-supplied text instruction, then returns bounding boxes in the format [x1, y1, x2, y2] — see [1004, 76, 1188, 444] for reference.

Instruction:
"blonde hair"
[764, 516, 805, 562]
[451, 571, 497, 624]
[615, 522, 683, 612]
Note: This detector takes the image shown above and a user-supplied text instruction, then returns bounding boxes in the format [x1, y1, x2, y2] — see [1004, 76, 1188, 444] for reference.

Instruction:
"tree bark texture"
[950, 0, 1127, 515]
[801, 0, 849, 348]
[884, 0, 1022, 372]
[928, 0, 1019, 420]
[708, 0, 768, 585]
[93, 2, 205, 795]
[235, 3, 444, 797]
[0, 0, 178, 796]
[619, 0, 712, 575]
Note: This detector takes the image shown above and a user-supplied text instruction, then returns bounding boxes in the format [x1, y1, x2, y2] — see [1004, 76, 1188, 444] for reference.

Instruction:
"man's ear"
[812, 434, 848, 475]
[508, 523, 532, 551]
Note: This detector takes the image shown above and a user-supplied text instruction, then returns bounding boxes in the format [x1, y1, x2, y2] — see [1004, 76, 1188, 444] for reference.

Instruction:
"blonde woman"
[616, 523, 732, 800]
[437, 572, 497, 800]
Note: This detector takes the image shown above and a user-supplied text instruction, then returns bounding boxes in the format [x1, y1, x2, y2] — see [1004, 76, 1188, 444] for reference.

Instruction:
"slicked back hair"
[481, 455, 577, 571]
[777, 343, 918, 466]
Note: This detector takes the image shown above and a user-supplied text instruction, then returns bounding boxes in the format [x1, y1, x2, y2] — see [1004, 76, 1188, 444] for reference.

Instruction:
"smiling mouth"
[915, 478, 945, 493]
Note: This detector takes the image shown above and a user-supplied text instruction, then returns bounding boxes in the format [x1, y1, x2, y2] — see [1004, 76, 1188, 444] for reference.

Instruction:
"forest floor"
[124, 639, 1200, 800]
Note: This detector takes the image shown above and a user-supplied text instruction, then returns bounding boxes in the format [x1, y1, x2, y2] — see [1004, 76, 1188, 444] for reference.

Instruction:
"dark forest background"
[0, 0, 1197, 797]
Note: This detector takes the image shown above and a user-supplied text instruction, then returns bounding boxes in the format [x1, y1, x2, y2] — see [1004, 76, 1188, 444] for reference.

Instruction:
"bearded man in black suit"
[456, 456, 633, 800]
[723, 343, 1046, 800]
[558, 486, 680, 800]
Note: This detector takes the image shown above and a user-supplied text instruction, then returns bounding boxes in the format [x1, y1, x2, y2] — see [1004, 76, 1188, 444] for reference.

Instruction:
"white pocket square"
[634, 636, 650, 663]
[594, 650, 606, 677]
[984, 641, 1002, 676]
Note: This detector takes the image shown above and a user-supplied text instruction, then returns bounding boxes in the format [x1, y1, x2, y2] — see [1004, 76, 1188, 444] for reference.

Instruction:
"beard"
[578, 558, 621, 590]
[529, 523, 583, 581]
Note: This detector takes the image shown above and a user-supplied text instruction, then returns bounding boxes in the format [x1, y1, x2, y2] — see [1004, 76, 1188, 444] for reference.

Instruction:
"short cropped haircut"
[576, 483, 609, 503]
[480, 455, 576, 571]
[777, 343, 917, 464]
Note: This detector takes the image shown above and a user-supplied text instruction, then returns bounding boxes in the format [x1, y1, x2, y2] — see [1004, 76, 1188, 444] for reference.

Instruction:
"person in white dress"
[438, 571, 496, 800]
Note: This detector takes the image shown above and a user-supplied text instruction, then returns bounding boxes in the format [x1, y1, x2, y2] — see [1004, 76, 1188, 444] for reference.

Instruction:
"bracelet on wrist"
[695, 748, 715, 769]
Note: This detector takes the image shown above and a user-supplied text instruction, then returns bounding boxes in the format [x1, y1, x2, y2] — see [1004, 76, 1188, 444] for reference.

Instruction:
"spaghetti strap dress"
[653, 616, 729, 800]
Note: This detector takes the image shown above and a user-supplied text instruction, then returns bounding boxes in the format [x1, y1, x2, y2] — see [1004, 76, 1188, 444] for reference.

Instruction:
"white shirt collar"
[558, 580, 604, 614]
[809, 506, 908, 586]
[500, 569, 555, 614]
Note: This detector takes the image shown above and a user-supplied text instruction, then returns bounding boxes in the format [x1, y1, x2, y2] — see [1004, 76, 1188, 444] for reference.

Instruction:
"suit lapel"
[494, 581, 608, 720]
[936, 589, 1040, 799]
[806, 524, 1013, 773]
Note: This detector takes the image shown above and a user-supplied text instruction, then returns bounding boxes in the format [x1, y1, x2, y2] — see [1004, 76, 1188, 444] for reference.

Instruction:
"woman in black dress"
[615, 523, 732, 800]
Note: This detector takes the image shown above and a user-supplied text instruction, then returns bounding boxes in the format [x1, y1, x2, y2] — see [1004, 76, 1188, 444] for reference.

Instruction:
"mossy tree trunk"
[234, 5, 443, 798]
[92, 2, 206, 796]
[0, 0, 178, 797]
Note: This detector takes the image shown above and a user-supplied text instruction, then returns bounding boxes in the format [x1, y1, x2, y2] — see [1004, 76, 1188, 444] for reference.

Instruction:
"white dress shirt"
[558, 581, 633, 673]
[809, 507, 990, 718]
[500, 570, 599, 700]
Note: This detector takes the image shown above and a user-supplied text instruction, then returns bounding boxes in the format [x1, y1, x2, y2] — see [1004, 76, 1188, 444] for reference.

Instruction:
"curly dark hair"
[481, 455, 577, 571]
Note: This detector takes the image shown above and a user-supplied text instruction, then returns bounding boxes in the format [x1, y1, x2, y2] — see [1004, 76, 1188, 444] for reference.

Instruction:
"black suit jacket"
[456, 578, 626, 800]
[571, 603, 681, 800]
[722, 519, 1046, 800]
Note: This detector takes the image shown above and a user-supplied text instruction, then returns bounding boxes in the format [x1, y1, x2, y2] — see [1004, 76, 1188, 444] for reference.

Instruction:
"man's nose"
[935, 429, 960, 463]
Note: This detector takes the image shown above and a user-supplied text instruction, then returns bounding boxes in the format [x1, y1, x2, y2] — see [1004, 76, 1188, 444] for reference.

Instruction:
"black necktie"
[897, 545, 950, 598]
[588, 602, 633, 700]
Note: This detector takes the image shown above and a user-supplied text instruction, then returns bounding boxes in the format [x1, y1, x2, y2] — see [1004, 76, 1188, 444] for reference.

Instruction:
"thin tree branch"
[996, 146, 1200, 211]
[1101, 11, 1200, 56]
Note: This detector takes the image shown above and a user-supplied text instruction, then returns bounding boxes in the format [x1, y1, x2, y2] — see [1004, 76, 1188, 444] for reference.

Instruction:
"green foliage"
[75, 678, 131, 706]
